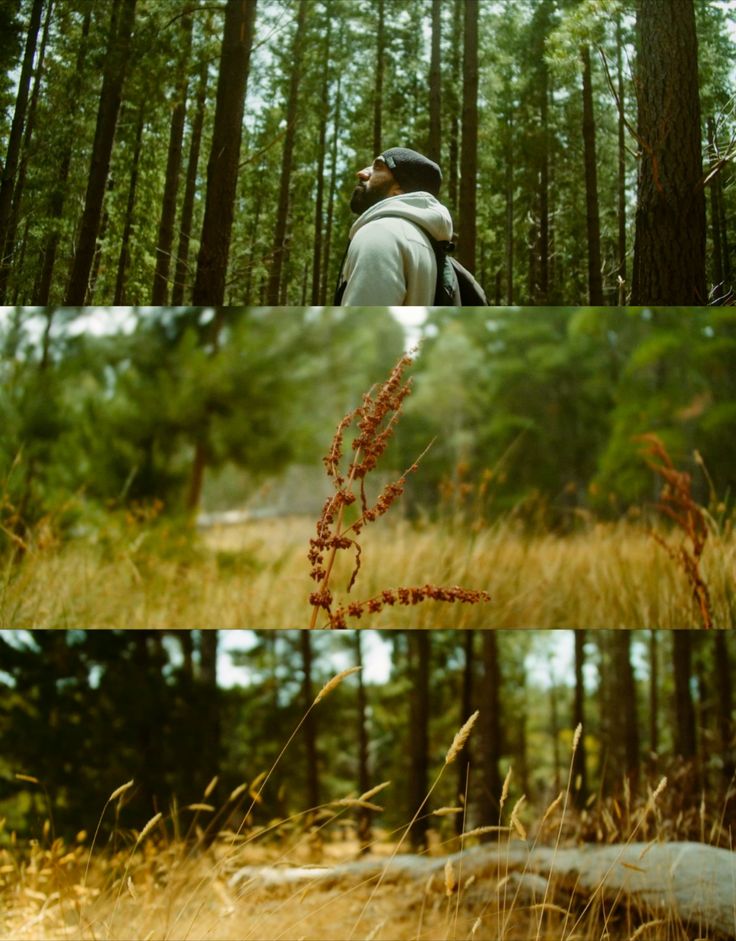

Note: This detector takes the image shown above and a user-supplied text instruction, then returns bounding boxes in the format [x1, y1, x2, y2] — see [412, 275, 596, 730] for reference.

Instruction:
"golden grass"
[1, 515, 734, 628]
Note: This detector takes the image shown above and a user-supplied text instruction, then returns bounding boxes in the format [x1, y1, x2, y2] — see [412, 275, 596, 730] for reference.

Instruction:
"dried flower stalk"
[636, 433, 713, 628]
[308, 353, 491, 628]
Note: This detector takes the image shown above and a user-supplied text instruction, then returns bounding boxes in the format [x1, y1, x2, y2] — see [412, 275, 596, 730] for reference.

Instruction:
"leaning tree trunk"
[581, 45, 604, 305]
[151, 11, 193, 304]
[458, 0, 479, 271]
[630, 0, 706, 305]
[64, 0, 137, 305]
[192, 0, 257, 306]
[0, 0, 45, 295]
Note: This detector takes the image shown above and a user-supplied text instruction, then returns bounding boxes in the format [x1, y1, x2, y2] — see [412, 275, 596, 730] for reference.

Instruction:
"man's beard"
[349, 179, 394, 214]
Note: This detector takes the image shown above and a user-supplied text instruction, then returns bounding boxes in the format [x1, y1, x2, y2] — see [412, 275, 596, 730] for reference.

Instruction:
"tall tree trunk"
[300, 631, 320, 812]
[649, 629, 659, 758]
[581, 45, 603, 305]
[320, 74, 342, 304]
[572, 630, 587, 806]
[265, 0, 308, 305]
[504, 97, 514, 305]
[0, 0, 45, 293]
[479, 631, 502, 821]
[192, 0, 257, 306]
[310, 15, 332, 305]
[171, 54, 208, 306]
[456, 630, 474, 834]
[614, 631, 640, 789]
[458, 0, 479, 270]
[447, 0, 462, 218]
[34, 5, 92, 305]
[408, 632, 430, 850]
[714, 632, 734, 779]
[64, 0, 137, 305]
[151, 11, 193, 304]
[673, 632, 697, 760]
[616, 15, 627, 301]
[372, 0, 385, 156]
[630, 0, 706, 305]
[354, 632, 371, 852]
[113, 108, 145, 305]
[427, 0, 441, 164]
[0, 0, 53, 303]
[198, 630, 220, 794]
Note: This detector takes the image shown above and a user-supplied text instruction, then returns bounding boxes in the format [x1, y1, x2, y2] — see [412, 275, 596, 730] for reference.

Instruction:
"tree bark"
[64, 0, 137, 305]
[614, 631, 640, 788]
[192, 0, 257, 306]
[0, 0, 45, 293]
[265, 0, 308, 305]
[458, 0, 478, 271]
[581, 45, 603, 306]
[151, 11, 193, 304]
[714, 632, 734, 779]
[630, 0, 706, 305]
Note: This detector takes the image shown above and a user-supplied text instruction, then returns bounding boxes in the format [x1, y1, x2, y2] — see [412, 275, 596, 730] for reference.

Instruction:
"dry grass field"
[1, 516, 734, 629]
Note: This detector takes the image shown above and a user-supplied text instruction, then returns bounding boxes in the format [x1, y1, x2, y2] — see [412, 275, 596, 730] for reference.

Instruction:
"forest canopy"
[0, 0, 733, 308]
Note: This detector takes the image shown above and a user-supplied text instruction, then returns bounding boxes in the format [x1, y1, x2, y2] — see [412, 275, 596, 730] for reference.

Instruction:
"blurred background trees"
[0, 628, 733, 847]
[2, 306, 735, 552]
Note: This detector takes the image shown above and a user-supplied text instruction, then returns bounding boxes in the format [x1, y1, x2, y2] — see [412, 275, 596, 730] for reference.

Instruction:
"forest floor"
[2, 832, 733, 941]
[1, 515, 734, 629]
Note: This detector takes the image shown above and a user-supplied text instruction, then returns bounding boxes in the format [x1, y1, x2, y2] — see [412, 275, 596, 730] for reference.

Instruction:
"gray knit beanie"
[380, 147, 442, 196]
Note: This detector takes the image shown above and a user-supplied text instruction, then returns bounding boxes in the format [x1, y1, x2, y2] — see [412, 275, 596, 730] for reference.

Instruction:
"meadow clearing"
[1, 515, 734, 629]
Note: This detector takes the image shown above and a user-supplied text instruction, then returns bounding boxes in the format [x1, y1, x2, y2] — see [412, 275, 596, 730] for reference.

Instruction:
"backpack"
[376, 214, 488, 306]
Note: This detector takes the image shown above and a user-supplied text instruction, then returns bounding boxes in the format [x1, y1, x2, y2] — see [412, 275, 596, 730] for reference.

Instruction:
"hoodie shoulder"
[350, 192, 454, 242]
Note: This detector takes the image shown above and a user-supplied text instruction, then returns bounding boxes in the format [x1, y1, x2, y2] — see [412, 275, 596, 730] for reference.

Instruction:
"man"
[335, 147, 459, 306]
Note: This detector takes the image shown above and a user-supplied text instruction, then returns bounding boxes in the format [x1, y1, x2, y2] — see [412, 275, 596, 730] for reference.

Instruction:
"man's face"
[349, 157, 403, 213]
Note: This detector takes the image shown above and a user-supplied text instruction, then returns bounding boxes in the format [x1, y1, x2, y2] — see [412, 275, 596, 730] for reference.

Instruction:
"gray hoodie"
[338, 192, 456, 306]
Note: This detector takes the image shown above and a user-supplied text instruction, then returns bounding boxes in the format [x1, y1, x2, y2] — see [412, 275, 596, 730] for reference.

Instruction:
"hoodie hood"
[349, 191, 454, 242]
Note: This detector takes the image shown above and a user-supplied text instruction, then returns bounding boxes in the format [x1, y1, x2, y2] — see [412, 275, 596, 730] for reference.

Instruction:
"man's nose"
[357, 166, 371, 181]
